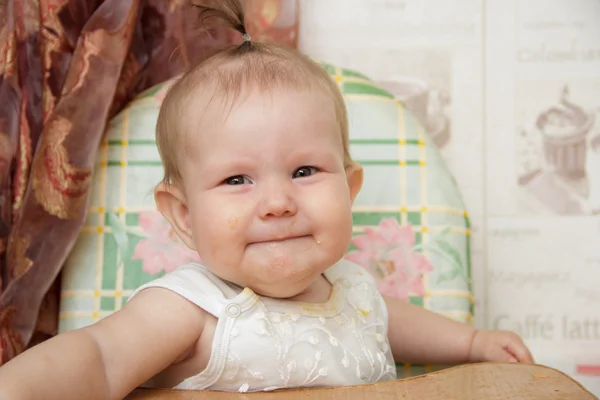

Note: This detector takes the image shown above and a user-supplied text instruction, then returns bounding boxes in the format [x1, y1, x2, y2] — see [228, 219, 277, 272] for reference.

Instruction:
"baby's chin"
[240, 258, 329, 298]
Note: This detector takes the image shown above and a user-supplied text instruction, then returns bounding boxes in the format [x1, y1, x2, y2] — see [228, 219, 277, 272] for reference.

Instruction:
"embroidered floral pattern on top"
[129, 259, 397, 392]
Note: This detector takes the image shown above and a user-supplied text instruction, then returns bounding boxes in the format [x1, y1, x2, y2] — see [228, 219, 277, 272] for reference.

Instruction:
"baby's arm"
[0, 288, 206, 400]
[384, 296, 533, 365]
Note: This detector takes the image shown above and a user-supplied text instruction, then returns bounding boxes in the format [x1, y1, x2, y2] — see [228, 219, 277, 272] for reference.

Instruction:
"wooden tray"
[126, 363, 598, 400]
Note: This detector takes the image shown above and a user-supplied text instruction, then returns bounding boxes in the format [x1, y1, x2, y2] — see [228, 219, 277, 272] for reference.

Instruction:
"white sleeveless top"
[131, 259, 397, 392]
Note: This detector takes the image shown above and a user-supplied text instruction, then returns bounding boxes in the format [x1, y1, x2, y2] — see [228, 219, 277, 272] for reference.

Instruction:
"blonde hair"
[156, 0, 352, 186]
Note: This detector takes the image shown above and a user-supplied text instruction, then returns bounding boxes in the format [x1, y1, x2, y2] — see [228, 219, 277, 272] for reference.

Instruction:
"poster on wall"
[486, 0, 600, 394]
[486, 218, 600, 394]
[516, 80, 600, 216]
[488, 0, 600, 217]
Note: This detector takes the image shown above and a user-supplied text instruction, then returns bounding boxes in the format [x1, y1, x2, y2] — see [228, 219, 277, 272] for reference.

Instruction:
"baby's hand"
[469, 330, 534, 363]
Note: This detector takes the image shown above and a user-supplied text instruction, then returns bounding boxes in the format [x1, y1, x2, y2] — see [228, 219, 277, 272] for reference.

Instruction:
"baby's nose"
[259, 181, 297, 219]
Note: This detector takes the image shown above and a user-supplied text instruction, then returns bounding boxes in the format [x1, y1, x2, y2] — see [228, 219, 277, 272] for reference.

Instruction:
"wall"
[298, 0, 600, 394]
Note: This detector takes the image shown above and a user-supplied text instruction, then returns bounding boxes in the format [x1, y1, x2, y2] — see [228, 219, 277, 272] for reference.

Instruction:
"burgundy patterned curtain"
[0, 0, 299, 365]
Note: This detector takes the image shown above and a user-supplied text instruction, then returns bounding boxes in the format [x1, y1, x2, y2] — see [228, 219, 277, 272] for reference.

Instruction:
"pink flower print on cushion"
[133, 211, 201, 275]
[345, 218, 434, 300]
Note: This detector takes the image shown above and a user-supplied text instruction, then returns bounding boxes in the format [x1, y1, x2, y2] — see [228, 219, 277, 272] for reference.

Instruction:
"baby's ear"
[346, 163, 363, 203]
[155, 183, 196, 251]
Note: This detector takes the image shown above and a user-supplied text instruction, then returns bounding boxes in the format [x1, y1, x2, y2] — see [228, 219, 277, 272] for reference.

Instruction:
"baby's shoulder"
[130, 263, 238, 316]
[140, 263, 226, 292]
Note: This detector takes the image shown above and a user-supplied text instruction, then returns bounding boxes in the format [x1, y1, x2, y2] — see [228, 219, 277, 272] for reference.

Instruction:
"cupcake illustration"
[536, 86, 595, 179]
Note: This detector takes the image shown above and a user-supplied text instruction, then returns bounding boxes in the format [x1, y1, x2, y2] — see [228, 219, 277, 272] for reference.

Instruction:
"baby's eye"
[224, 175, 251, 185]
[292, 166, 318, 179]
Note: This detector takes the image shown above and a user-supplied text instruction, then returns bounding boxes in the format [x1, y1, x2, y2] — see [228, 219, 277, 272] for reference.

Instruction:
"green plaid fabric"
[59, 63, 473, 377]
[334, 65, 473, 319]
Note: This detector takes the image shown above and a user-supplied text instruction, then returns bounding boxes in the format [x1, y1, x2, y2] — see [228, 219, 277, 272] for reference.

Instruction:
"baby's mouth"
[249, 235, 311, 245]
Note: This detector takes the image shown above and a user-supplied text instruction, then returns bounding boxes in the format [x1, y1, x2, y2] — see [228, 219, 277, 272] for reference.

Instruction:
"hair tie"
[242, 33, 251, 42]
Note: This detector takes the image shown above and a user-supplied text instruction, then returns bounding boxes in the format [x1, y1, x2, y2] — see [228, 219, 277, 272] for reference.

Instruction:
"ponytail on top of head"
[191, 0, 254, 53]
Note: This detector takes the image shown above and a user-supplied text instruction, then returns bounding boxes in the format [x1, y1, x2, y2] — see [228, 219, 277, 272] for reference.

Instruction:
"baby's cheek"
[314, 186, 352, 225]
[227, 216, 240, 230]
[307, 187, 353, 251]
[204, 207, 252, 255]
[195, 224, 236, 266]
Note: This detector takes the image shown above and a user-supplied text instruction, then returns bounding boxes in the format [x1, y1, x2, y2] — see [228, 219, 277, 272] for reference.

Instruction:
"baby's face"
[175, 87, 361, 298]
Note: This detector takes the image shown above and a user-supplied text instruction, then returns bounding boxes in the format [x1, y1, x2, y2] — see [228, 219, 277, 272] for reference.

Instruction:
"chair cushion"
[59, 64, 474, 373]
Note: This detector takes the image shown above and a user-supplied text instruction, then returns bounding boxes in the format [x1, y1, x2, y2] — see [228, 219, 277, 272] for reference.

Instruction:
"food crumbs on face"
[288, 219, 296, 232]
[228, 217, 239, 229]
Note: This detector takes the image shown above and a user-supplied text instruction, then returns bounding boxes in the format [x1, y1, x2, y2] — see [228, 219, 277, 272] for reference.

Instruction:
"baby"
[0, 1, 533, 398]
